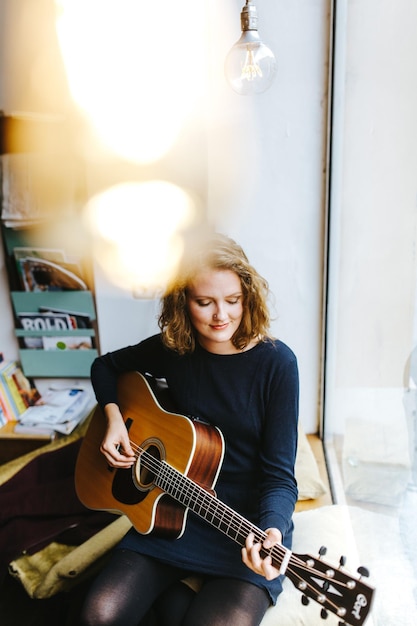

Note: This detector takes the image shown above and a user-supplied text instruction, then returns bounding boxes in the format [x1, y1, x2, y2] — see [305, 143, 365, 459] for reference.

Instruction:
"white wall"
[0, 0, 331, 432]
[91, 1, 331, 432]
[216, 1, 330, 434]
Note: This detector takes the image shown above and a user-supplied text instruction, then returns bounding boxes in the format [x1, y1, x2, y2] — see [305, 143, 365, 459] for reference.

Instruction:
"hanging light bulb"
[225, 1, 277, 96]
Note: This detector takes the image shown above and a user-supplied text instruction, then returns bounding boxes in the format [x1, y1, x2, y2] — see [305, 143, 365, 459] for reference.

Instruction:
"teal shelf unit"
[11, 291, 98, 378]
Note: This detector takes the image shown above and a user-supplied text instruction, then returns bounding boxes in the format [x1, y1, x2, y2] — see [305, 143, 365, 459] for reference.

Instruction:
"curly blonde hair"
[158, 233, 271, 354]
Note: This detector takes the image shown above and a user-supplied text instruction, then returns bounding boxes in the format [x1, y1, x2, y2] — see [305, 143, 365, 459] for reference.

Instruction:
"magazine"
[17, 311, 75, 332]
[18, 386, 93, 434]
[38, 306, 92, 329]
[18, 257, 88, 291]
[42, 336, 93, 351]
[13, 246, 88, 292]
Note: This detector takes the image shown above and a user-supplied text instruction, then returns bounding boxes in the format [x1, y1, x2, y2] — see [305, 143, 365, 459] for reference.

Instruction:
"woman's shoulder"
[259, 337, 297, 363]
[139, 333, 164, 348]
[95, 333, 165, 367]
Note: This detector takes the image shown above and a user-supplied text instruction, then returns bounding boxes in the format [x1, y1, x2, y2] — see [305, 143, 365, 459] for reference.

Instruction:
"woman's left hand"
[241, 528, 283, 580]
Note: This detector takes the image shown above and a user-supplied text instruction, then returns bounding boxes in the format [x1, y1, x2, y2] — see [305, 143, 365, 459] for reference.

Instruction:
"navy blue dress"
[90, 334, 299, 604]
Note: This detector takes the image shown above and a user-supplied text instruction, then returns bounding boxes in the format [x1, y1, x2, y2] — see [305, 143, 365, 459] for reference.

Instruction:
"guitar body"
[75, 371, 224, 538]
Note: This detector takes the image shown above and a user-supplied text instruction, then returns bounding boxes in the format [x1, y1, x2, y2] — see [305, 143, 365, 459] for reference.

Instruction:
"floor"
[0, 570, 89, 626]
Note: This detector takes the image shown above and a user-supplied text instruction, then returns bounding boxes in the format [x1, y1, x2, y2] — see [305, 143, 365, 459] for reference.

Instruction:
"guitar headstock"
[284, 549, 374, 625]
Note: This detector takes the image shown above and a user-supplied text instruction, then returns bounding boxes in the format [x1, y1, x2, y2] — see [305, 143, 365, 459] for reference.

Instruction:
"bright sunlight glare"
[55, 0, 207, 163]
[84, 181, 197, 295]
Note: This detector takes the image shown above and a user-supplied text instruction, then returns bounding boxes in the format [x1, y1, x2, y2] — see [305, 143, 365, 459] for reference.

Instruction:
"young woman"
[78, 233, 299, 626]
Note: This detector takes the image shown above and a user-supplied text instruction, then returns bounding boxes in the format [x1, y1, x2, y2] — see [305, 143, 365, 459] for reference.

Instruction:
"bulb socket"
[241, 1, 258, 32]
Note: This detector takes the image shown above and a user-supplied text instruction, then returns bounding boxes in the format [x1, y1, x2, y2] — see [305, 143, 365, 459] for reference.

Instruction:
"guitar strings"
[127, 438, 315, 564]
[127, 438, 272, 545]
[120, 437, 356, 619]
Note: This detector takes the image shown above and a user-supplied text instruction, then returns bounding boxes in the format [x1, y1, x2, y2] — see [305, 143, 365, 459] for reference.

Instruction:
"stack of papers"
[15, 387, 94, 436]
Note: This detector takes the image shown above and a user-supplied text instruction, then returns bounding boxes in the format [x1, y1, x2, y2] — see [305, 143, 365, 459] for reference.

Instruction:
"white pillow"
[260, 505, 361, 626]
[295, 427, 327, 501]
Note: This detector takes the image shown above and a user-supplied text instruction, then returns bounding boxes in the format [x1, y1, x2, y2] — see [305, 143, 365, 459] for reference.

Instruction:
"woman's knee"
[78, 595, 121, 626]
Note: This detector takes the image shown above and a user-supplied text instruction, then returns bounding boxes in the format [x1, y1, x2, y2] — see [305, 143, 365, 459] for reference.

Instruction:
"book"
[0, 393, 9, 426]
[0, 379, 15, 421]
[0, 362, 22, 419]
[0, 361, 40, 417]
[11, 366, 41, 408]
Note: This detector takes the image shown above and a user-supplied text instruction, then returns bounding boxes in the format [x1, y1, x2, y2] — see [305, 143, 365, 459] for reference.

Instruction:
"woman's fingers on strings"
[242, 533, 262, 573]
[100, 439, 135, 467]
[241, 532, 280, 581]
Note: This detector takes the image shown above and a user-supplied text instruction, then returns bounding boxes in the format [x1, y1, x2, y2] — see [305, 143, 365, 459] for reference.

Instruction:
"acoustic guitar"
[75, 371, 374, 625]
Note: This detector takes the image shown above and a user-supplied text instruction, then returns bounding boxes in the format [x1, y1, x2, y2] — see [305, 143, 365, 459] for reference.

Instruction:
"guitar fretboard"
[141, 449, 290, 572]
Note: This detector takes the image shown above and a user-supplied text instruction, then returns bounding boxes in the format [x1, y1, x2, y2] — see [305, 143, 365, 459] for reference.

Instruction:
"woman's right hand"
[99, 403, 135, 468]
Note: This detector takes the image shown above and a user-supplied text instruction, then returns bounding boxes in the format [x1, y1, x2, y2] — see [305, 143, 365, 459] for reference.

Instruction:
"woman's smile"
[186, 269, 244, 354]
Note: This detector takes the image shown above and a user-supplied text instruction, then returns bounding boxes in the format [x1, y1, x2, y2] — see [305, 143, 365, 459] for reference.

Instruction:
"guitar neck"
[154, 456, 289, 570]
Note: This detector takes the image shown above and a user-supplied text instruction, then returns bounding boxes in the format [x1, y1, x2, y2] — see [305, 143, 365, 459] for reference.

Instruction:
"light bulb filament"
[241, 48, 263, 81]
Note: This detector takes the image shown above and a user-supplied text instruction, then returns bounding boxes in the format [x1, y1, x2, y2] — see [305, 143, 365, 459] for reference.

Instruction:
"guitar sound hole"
[134, 439, 165, 491]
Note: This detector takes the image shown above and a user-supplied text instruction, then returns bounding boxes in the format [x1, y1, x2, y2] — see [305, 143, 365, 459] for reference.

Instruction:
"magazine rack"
[1, 225, 99, 378]
[10, 291, 98, 377]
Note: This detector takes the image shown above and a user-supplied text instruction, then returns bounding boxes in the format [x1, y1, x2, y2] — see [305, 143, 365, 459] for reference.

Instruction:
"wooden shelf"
[0, 421, 55, 465]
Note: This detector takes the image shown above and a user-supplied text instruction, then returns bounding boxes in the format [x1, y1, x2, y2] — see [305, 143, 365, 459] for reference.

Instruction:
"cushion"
[9, 516, 132, 599]
[260, 505, 361, 625]
[295, 426, 327, 500]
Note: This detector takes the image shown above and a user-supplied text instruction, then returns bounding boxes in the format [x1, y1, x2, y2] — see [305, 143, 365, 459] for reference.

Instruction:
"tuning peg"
[318, 545, 327, 557]
[320, 608, 328, 619]
[301, 595, 310, 606]
[357, 566, 370, 578]
[339, 555, 347, 567]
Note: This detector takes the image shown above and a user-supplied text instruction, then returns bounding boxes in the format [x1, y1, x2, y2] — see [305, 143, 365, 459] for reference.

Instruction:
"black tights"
[78, 549, 270, 626]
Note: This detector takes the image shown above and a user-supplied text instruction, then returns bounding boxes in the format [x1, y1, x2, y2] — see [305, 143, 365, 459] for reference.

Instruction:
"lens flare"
[84, 180, 198, 295]
[55, 0, 207, 163]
